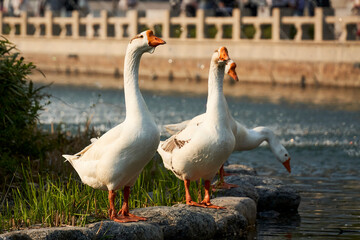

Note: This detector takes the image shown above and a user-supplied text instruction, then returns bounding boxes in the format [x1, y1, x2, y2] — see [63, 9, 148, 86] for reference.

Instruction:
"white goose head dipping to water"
[62, 30, 165, 223]
[158, 47, 236, 209]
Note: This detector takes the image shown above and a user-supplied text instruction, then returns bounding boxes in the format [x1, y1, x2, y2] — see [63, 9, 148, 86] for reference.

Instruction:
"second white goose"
[158, 47, 236, 209]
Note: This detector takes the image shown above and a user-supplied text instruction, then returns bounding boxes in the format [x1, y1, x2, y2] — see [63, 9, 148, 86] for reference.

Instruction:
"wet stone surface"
[214, 164, 301, 214]
[0, 197, 257, 240]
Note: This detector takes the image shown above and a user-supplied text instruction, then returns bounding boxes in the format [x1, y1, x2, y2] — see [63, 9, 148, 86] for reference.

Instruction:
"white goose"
[62, 30, 166, 223]
[164, 61, 291, 189]
[158, 47, 236, 209]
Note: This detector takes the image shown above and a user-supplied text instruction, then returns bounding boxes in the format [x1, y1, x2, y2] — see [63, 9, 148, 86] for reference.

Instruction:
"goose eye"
[285, 154, 288, 157]
[130, 34, 144, 43]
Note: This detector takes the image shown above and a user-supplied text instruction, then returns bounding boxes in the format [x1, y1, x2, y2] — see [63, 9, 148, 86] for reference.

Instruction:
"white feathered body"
[65, 117, 159, 191]
[158, 55, 235, 181]
[160, 113, 235, 181]
[63, 36, 161, 191]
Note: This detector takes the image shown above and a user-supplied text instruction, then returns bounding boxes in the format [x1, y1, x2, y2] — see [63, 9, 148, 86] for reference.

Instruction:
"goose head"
[272, 144, 291, 173]
[225, 60, 239, 82]
[130, 30, 166, 54]
[212, 46, 230, 66]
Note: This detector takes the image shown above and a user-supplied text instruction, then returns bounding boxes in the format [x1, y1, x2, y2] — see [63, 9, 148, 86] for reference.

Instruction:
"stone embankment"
[0, 165, 300, 240]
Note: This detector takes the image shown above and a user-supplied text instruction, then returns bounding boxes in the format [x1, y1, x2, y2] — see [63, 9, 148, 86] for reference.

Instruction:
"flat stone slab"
[214, 165, 301, 214]
[223, 164, 257, 176]
[0, 197, 256, 240]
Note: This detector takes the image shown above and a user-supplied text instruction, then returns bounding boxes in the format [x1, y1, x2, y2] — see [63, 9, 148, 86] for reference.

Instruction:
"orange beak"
[228, 62, 239, 81]
[146, 30, 166, 47]
[282, 158, 291, 173]
[219, 46, 230, 62]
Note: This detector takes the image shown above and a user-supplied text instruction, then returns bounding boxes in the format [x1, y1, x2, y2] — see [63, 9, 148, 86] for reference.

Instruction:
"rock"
[223, 164, 257, 176]
[1, 197, 257, 240]
[88, 221, 163, 240]
[0, 222, 162, 240]
[173, 197, 256, 239]
[214, 179, 259, 204]
[209, 197, 256, 239]
[215, 173, 300, 213]
[255, 184, 300, 213]
[132, 196, 256, 240]
[0, 227, 93, 240]
[131, 205, 217, 240]
[211, 197, 257, 226]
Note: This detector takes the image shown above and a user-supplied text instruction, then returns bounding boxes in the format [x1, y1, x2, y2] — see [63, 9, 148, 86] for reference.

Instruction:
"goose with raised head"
[158, 47, 237, 209]
[62, 30, 166, 223]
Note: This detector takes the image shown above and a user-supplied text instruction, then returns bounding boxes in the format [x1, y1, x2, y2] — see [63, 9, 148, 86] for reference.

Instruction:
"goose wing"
[164, 113, 205, 135]
[63, 123, 124, 161]
[161, 122, 200, 153]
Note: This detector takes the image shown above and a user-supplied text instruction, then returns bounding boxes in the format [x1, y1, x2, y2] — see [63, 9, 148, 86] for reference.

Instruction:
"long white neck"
[205, 61, 227, 124]
[123, 45, 150, 120]
[244, 127, 277, 150]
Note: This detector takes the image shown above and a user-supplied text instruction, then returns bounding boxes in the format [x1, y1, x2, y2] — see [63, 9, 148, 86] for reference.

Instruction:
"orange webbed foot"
[186, 200, 207, 208]
[113, 210, 147, 222]
[200, 201, 226, 209]
[111, 215, 146, 223]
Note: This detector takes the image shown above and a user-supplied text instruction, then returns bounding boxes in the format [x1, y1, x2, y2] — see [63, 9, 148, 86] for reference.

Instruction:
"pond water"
[39, 82, 360, 239]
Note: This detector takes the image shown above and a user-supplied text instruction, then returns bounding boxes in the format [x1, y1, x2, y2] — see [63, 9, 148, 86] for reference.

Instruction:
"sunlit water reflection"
[39, 82, 360, 239]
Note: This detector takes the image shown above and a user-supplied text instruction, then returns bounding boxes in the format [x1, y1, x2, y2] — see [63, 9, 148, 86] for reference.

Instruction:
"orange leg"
[108, 187, 146, 223]
[213, 165, 238, 190]
[184, 179, 205, 207]
[200, 180, 226, 209]
[108, 190, 117, 219]
[221, 165, 236, 177]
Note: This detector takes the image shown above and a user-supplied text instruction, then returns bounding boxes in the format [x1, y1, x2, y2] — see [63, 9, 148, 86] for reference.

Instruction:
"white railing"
[0, 8, 359, 42]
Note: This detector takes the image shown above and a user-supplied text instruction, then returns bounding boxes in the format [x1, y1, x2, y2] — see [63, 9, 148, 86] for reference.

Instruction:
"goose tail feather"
[62, 154, 79, 166]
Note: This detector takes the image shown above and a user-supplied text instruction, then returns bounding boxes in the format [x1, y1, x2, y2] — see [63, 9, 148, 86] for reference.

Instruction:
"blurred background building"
[0, 0, 356, 18]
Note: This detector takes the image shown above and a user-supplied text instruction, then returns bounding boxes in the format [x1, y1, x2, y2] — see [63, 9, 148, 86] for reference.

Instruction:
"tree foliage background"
[0, 37, 50, 180]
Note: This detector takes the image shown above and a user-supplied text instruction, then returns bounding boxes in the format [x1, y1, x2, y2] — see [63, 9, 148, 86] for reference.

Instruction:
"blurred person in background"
[41, 0, 88, 17]
[38, 0, 46, 16]
[199, 0, 217, 11]
[307, 0, 331, 16]
[46, 0, 65, 16]
[64, 0, 78, 16]
[119, 0, 137, 11]
[271, 0, 294, 8]
[3, 0, 31, 16]
[170, 0, 182, 15]
[352, 0, 360, 39]
[216, 0, 236, 16]
[293, 0, 305, 16]
[181, 0, 198, 17]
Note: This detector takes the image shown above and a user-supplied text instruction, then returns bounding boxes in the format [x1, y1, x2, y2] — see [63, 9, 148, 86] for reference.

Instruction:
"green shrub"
[0, 37, 50, 180]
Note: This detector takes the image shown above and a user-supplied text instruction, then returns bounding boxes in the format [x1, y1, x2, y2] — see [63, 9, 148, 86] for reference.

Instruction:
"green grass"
[0, 154, 207, 233]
